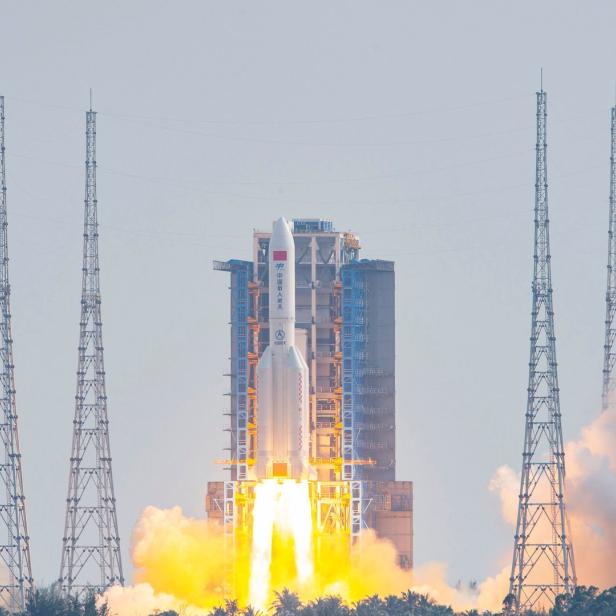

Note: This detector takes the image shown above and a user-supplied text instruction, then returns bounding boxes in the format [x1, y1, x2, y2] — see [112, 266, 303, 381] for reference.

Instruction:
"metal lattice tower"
[602, 106, 616, 410]
[509, 90, 576, 613]
[0, 96, 34, 612]
[59, 105, 124, 597]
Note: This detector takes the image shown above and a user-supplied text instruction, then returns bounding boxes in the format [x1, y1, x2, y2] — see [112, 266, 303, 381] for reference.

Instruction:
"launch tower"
[208, 219, 412, 569]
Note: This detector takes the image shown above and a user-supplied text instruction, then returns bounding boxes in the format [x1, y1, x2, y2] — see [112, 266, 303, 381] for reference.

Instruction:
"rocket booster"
[255, 218, 312, 481]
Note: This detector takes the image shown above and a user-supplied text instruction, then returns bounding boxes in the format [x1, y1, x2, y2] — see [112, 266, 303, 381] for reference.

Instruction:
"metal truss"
[602, 106, 616, 410]
[349, 480, 364, 541]
[0, 96, 34, 612]
[59, 107, 124, 597]
[315, 481, 349, 533]
[509, 90, 576, 614]
[223, 481, 236, 598]
[231, 263, 250, 481]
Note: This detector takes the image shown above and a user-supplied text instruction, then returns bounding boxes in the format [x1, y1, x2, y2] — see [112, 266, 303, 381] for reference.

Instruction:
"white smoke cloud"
[488, 407, 616, 591]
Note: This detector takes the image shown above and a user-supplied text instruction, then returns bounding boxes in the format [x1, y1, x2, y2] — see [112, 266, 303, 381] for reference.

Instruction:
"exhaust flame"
[104, 498, 411, 615]
[249, 480, 314, 609]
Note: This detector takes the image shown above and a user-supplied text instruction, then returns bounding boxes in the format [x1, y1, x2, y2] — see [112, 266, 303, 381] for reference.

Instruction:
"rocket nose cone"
[273, 217, 291, 236]
[271, 217, 293, 246]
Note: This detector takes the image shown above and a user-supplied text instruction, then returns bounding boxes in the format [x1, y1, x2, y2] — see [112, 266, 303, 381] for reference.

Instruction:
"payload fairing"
[254, 218, 313, 481]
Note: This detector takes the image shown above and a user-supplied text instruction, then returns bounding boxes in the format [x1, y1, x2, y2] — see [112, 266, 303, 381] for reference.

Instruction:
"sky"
[1, 0, 615, 589]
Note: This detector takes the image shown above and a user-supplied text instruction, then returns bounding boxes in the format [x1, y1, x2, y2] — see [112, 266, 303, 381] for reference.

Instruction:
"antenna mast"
[602, 105, 616, 410]
[59, 105, 124, 596]
[0, 95, 34, 613]
[508, 89, 576, 613]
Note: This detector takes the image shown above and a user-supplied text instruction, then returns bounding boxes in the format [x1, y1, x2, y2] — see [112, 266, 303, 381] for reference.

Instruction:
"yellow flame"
[249, 480, 314, 609]
[110, 483, 412, 614]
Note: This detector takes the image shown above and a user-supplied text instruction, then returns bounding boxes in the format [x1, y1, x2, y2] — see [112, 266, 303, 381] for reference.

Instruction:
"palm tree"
[271, 589, 303, 616]
[225, 600, 240, 616]
[400, 590, 438, 614]
[354, 595, 387, 616]
[383, 595, 406, 616]
[304, 595, 349, 616]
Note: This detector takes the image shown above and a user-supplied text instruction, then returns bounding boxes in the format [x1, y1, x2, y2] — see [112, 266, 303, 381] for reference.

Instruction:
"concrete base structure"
[362, 480, 413, 569]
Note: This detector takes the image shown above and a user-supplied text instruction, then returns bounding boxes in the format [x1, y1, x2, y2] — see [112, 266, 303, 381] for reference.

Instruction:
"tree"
[501, 594, 515, 616]
[22, 587, 77, 616]
[303, 596, 349, 616]
[354, 595, 387, 616]
[271, 589, 303, 616]
[225, 600, 240, 616]
[552, 586, 598, 616]
[550, 585, 616, 616]
[593, 586, 616, 616]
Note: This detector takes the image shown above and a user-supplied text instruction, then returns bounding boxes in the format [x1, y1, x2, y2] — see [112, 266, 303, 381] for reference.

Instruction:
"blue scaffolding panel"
[219, 259, 253, 481]
[341, 266, 366, 481]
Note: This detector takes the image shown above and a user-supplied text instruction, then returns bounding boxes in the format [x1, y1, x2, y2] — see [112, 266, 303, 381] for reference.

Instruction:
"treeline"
[4, 586, 616, 616]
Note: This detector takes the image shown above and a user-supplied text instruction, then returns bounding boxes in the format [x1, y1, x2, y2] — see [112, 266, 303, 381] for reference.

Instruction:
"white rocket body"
[255, 218, 312, 481]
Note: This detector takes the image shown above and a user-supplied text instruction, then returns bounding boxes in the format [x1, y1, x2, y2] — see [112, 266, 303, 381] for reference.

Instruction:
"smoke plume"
[102, 408, 616, 615]
[103, 505, 413, 615]
[487, 407, 616, 598]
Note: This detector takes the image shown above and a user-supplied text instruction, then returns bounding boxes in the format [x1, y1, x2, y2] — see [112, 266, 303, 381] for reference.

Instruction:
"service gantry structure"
[208, 219, 413, 599]
[602, 105, 616, 410]
[508, 89, 576, 613]
[59, 104, 124, 597]
[0, 96, 34, 612]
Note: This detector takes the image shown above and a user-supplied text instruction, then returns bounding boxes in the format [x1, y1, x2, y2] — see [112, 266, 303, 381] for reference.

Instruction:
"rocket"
[255, 217, 312, 481]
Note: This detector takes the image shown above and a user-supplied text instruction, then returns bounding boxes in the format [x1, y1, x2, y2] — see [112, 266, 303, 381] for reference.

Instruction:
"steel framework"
[602, 106, 616, 410]
[509, 90, 576, 613]
[341, 268, 366, 541]
[0, 96, 33, 612]
[59, 107, 124, 596]
[341, 268, 364, 482]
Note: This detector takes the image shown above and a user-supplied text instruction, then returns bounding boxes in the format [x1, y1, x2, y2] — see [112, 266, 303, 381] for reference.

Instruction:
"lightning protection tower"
[602, 105, 616, 410]
[59, 104, 124, 597]
[509, 89, 576, 613]
[0, 96, 34, 612]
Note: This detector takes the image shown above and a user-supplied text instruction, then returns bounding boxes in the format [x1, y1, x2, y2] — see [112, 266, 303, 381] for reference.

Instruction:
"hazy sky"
[1, 1, 615, 588]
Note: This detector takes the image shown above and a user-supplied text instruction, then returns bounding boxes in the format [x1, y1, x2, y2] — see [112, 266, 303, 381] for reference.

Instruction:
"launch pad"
[206, 479, 412, 568]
